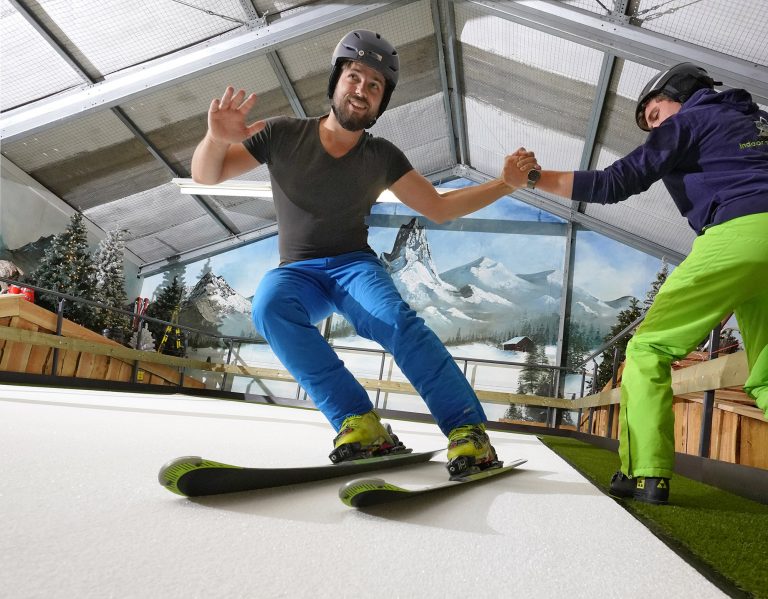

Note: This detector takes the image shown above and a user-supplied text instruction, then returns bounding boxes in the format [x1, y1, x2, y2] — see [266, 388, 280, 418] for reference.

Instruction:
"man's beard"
[331, 95, 376, 131]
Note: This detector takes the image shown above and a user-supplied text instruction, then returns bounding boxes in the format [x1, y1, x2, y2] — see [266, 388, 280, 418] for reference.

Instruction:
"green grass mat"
[539, 435, 768, 599]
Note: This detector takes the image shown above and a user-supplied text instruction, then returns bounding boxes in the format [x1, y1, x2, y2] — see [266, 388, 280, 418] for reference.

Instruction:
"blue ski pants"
[251, 251, 487, 434]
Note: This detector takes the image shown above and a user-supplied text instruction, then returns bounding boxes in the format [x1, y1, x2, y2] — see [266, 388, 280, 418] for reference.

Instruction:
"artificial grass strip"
[539, 435, 768, 599]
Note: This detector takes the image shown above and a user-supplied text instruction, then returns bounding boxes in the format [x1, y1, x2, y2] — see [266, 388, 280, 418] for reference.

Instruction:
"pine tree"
[93, 229, 130, 338]
[590, 297, 643, 393]
[28, 212, 97, 329]
[161, 264, 187, 296]
[517, 347, 540, 395]
[566, 321, 591, 369]
[513, 346, 547, 423]
[643, 258, 669, 312]
[503, 403, 524, 420]
[719, 328, 740, 355]
[145, 276, 186, 354]
[129, 323, 156, 351]
[534, 345, 555, 397]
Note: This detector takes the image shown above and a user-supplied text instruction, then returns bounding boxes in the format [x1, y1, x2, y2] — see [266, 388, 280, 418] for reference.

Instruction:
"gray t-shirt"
[243, 116, 413, 265]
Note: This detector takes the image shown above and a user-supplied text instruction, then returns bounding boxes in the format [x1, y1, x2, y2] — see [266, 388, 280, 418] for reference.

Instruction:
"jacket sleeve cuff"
[571, 171, 595, 203]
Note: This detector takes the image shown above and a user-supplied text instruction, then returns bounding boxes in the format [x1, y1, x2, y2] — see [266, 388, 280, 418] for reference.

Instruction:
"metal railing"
[0, 276, 265, 387]
[1, 276, 572, 425]
[12, 274, 741, 451]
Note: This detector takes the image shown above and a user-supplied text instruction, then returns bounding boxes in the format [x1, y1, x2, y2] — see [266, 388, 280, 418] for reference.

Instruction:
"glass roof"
[1, 0, 766, 270]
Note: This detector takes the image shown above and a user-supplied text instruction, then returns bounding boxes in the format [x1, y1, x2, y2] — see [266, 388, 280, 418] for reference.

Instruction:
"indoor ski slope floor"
[0, 384, 726, 598]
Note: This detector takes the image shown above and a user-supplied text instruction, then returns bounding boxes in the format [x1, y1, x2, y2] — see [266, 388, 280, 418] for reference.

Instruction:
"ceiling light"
[172, 178, 458, 204]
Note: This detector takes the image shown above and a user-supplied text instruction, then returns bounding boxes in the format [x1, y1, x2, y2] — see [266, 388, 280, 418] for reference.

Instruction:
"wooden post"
[50, 298, 65, 376]
[606, 346, 620, 437]
[699, 324, 721, 457]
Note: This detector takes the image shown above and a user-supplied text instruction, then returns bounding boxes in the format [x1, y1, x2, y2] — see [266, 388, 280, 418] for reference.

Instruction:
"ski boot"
[329, 410, 406, 463]
[609, 471, 670, 505]
[446, 423, 501, 478]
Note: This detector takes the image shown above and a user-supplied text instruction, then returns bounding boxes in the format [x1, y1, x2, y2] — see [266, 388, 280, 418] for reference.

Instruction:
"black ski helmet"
[328, 30, 399, 122]
[635, 62, 721, 131]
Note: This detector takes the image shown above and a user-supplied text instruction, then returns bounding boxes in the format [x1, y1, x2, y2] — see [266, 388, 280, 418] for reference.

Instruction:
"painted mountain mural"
[380, 218, 633, 341]
[0, 234, 55, 275]
[179, 271, 256, 340]
[177, 218, 633, 346]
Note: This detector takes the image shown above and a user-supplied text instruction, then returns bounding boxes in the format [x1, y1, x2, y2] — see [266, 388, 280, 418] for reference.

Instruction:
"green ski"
[339, 459, 527, 507]
[159, 449, 442, 497]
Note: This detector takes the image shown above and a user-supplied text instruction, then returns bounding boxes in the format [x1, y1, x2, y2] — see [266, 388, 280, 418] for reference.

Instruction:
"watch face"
[527, 169, 541, 188]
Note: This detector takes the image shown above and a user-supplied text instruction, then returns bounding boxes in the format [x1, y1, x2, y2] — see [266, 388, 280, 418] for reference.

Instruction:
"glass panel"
[0, 0, 84, 110]
[138, 183, 570, 423]
[631, 0, 767, 66]
[568, 229, 673, 397]
[455, 3, 604, 201]
[37, 0, 248, 77]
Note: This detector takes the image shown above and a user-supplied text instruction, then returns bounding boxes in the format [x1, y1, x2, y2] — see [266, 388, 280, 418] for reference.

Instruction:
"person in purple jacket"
[503, 63, 768, 504]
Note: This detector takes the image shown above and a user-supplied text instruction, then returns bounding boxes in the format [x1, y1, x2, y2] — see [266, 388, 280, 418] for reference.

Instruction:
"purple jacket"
[572, 88, 768, 234]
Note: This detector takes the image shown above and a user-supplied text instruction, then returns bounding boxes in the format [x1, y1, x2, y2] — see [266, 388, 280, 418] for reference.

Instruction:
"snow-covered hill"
[382, 218, 634, 339]
[179, 218, 636, 344]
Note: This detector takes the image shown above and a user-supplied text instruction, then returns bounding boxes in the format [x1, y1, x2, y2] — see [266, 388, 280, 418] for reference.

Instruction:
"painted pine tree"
[29, 212, 97, 329]
[93, 229, 130, 339]
[588, 258, 670, 394]
[590, 297, 643, 393]
[517, 346, 540, 395]
[514, 344, 548, 422]
[503, 403, 524, 421]
[129, 323, 156, 351]
[145, 276, 186, 355]
[643, 257, 669, 311]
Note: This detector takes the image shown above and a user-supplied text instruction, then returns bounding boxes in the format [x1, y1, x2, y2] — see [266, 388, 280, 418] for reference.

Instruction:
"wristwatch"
[526, 169, 541, 190]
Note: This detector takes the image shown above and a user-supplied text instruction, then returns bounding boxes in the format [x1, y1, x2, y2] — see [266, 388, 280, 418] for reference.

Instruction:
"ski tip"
[158, 456, 205, 496]
[339, 477, 404, 507]
[158, 456, 244, 496]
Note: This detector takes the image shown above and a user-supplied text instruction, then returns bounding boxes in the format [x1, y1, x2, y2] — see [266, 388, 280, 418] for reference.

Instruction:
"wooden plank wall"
[0, 296, 202, 388]
[576, 381, 766, 469]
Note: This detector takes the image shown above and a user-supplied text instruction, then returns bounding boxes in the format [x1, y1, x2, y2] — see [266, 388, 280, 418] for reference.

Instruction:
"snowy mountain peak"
[182, 271, 253, 329]
[380, 217, 438, 275]
[186, 272, 242, 305]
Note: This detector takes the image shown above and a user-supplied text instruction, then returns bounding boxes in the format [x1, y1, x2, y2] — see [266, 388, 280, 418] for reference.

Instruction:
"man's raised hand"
[207, 86, 265, 145]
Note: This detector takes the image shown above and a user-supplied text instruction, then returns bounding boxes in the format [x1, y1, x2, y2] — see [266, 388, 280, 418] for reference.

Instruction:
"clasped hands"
[503, 147, 540, 190]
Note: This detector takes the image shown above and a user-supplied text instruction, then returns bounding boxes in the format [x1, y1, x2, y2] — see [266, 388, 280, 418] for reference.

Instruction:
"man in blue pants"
[503, 63, 768, 504]
[191, 30, 536, 475]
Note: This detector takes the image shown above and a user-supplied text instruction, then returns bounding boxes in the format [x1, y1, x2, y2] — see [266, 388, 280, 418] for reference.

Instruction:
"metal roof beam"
[439, 0, 469, 165]
[8, 0, 91, 82]
[242, 1, 307, 119]
[0, 0, 418, 141]
[266, 52, 307, 118]
[431, 0, 463, 165]
[466, 0, 768, 104]
[110, 109, 241, 236]
[9, 0, 241, 239]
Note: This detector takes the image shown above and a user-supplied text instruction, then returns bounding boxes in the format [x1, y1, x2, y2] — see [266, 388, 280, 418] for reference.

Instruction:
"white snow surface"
[0, 384, 726, 599]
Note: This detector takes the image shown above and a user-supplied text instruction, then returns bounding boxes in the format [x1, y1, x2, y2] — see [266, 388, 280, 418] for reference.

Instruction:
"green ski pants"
[619, 212, 768, 478]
